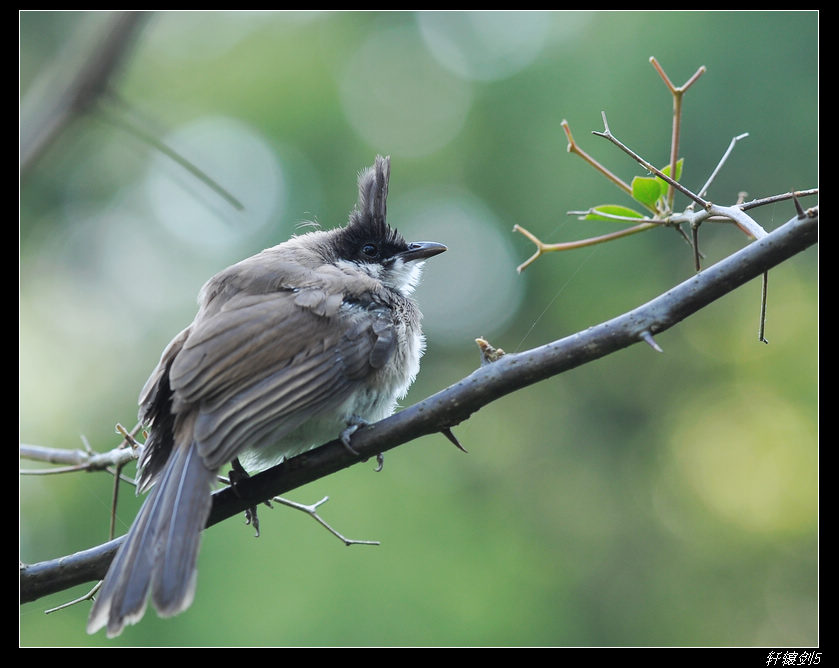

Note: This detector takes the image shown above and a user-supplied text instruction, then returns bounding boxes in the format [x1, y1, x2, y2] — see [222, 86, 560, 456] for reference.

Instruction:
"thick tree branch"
[20, 208, 817, 605]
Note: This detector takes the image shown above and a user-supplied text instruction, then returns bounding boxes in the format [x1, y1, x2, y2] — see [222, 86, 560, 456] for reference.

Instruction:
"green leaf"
[631, 176, 662, 207]
[584, 204, 646, 222]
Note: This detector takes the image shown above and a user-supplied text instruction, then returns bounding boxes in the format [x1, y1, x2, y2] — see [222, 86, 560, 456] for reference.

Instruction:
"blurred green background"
[20, 11, 817, 647]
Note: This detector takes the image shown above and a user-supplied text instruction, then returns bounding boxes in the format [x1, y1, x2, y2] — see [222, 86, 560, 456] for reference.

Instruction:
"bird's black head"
[335, 156, 446, 293]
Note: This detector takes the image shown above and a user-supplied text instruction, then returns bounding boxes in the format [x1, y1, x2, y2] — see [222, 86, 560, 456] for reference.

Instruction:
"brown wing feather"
[162, 282, 394, 469]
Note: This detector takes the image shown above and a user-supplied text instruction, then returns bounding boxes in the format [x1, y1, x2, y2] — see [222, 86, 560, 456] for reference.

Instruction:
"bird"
[87, 155, 446, 637]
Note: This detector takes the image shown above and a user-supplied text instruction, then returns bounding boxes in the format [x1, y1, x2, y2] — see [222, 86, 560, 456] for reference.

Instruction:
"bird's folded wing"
[168, 286, 394, 469]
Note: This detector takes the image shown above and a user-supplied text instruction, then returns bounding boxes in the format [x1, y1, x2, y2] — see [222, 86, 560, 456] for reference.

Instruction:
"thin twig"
[691, 224, 701, 271]
[272, 496, 380, 546]
[649, 57, 706, 94]
[217, 473, 380, 546]
[20, 424, 143, 482]
[513, 221, 657, 272]
[97, 101, 245, 212]
[45, 582, 101, 615]
[739, 188, 818, 211]
[109, 461, 127, 541]
[696, 133, 750, 201]
[593, 111, 708, 209]
[566, 209, 667, 225]
[19, 441, 139, 474]
[649, 58, 706, 209]
[592, 113, 768, 240]
[562, 120, 634, 197]
[759, 272, 769, 344]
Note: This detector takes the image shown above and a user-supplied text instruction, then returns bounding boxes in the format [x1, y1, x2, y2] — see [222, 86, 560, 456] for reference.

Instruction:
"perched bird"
[87, 155, 446, 637]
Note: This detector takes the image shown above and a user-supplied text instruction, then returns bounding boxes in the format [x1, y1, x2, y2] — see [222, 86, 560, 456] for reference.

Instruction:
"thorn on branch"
[441, 427, 467, 453]
[759, 272, 770, 344]
[792, 191, 806, 219]
[640, 330, 663, 352]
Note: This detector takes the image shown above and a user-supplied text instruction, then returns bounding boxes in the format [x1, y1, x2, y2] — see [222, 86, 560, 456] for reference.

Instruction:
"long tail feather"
[87, 440, 215, 637]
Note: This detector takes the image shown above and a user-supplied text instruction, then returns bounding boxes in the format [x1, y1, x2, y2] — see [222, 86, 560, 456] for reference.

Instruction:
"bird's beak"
[399, 241, 447, 263]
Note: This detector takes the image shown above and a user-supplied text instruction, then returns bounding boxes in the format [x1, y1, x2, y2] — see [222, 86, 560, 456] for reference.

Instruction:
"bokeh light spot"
[417, 11, 554, 81]
[663, 384, 816, 535]
[397, 188, 525, 344]
[144, 116, 284, 249]
[339, 26, 473, 157]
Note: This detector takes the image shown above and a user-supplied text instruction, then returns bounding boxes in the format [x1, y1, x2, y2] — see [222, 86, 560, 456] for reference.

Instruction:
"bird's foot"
[340, 416, 384, 471]
[228, 458, 272, 537]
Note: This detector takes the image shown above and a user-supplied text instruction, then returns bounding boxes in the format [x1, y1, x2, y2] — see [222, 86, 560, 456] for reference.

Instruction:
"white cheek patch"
[385, 258, 425, 295]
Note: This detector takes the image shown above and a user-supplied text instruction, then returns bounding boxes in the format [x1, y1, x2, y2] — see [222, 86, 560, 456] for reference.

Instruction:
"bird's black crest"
[339, 155, 406, 260]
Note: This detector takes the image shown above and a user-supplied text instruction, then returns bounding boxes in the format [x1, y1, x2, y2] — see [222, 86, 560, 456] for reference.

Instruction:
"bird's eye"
[361, 243, 378, 258]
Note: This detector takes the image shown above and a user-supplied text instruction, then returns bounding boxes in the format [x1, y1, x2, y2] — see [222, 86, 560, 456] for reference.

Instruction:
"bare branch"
[270, 496, 381, 547]
[649, 58, 706, 209]
[740, 188, 818, 211]
[561, 119, 634, 197]
[696, 133, 750, 201]
[20, 440, 139, 476]
[706, 204, 767, 239]
[20, 208, 818, 605]
[96, 101, 245, 211]
[513, 221, 657, 272]
[593, 114, 769, 240]
[593, 111, 709, 210]
[649, 58, 706, 95]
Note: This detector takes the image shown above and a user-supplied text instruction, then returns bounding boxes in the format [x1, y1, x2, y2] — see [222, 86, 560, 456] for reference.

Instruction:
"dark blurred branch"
[20, 207, 817, 605]
[20, 11, 148, 176]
